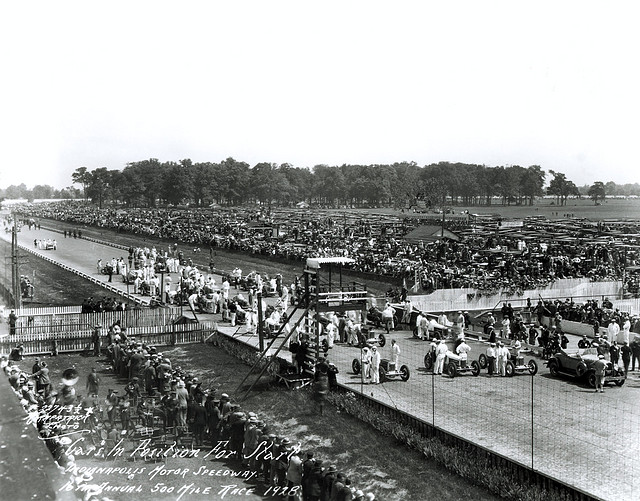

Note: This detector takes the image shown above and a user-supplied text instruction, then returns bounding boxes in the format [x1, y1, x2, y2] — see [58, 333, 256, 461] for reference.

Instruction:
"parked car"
[546, 347, 625, 387]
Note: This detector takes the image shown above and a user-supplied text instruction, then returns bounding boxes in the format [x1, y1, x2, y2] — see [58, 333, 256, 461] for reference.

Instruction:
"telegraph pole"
[11, 215, 22, 310]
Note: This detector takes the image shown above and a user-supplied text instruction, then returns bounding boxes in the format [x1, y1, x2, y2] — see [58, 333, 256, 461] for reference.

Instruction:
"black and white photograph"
[1, 1, 639, 500]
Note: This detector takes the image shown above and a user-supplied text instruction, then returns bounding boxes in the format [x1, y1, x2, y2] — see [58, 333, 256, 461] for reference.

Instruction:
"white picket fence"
[12, 306, 185, 335]
[17, 305, 82, 316]
[1, 321, 214, 355]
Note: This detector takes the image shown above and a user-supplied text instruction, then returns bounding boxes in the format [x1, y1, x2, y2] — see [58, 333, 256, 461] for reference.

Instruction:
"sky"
[1, 1, 638, 190]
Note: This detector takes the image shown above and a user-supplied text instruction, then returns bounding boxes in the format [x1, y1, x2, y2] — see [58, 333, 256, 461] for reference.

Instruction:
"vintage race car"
[444, 351, 480, 378]
[478, 351, 538, 376]
[424, 348, 480, 377]
[238, 271, 259, 291]
[367, 306, 400, 330]
[546, 347, 625, 387]
[412, 316, 450, 340]
[356, 327, 386, 348]
[352, 357, 410, 382]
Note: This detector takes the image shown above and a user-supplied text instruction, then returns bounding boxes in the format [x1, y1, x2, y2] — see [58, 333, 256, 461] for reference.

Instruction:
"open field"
[343, 197, 640, 220]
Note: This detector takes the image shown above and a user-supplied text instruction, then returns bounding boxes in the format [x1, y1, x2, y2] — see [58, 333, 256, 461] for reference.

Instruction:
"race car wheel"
[478, 353, 488, 369]
[588, 372, 597, 388]
[352, 359, 361, 375]
[378, 333, 386, 347]
[400, 365, 410, 381]
[424, 354, 434, 371]
[447, 362, 457, 378]
[379, 367, 387, 383]
[413, 327, 419, 338]
[505, 361, 515, 377]
[615, 378, 626, 387]
[548, 361, 559, 377]
[576, 362, 587, 378]
[471, 360, 480, 377]
[528, 360, 538, 376]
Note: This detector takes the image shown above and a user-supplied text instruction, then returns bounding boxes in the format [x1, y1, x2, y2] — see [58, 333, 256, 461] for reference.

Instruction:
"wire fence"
[338, 338, 640, 501]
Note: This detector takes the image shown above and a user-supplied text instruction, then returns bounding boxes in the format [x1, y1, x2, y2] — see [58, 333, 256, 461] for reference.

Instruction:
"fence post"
[530, 371, 534, 471]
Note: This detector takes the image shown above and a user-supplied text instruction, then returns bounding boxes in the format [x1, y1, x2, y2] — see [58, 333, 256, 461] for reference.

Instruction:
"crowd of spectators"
[2, 322, 377, 501]
[15, 203, 640, 298]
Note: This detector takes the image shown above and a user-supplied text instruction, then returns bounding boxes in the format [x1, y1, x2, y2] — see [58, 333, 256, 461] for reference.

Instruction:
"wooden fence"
[0, 321, 213, 355]
[13, 306, 185, 335]
[17, 305, 82, 316]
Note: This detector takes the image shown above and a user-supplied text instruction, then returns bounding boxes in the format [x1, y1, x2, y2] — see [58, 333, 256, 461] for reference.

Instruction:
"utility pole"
[11, 215, 22, 310]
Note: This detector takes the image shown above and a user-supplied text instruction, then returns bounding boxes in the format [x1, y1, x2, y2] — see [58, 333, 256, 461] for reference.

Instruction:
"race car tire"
[378, 333, 386, 347]
[352, 359, 361, 375]
[447, 362, 457, 378]
[478, 353, 488, 369]
[588, 372, 597, 388]
[615, 379, 626, 387]
[528, 360, 538, 376]
[471, 360, 481, 376]
[400, 365, 410, 381]
[548, 361, 559, 377]
[576, 362, 587, 378]
[424, 354, 433, 371]
[379, 367, 387, 383]
[505, 361, 515, 377]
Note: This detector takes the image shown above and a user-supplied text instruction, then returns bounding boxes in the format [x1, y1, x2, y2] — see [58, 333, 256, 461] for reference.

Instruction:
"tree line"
[69, 160, 551, 208]
[2, 160, 638, 208]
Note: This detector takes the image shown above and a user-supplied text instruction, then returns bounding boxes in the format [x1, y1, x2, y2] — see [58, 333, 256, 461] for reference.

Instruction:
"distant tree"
[547, 170, 579, 206]
[161, 161, 194, 205]
[5, 183, 29, 199]
[605, 181, 617, 197]
[71, 167, 91, 200]
[192, 162, 217, 206]
[85, 168, 111, 208]
[367, 164, 397, 206]
[281, 165, 313, 203]
[588, 181, 606, 204]
[217, 157, 250, 205]
[343, 165, 370, 208]
[123, 158, 166, 207]
[390, 161, 421, 208]
[31, 184, 54, 199]
[520, 165, 546, 205]
[313, 165, 345, 206]
[250, 162, 279, 205]
[55, 186, 81, 199]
